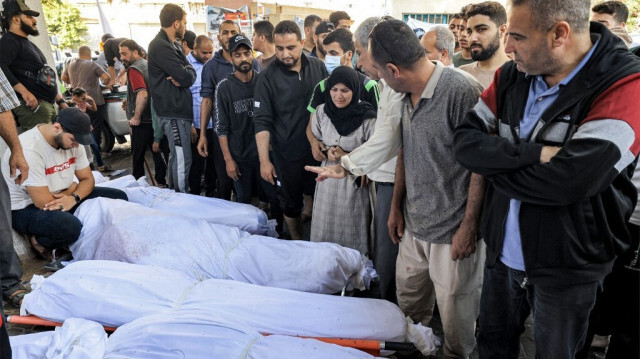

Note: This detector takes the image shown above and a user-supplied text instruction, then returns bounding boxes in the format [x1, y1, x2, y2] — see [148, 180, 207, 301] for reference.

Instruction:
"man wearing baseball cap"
[3, 108, 127, 261]
[214, 34, 282, 234]
[0, 0, 69, 131]
[310, 21, 334, 61]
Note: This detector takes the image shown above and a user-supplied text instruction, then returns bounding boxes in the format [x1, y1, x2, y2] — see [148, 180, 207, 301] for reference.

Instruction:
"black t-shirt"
[0, 32, 57, 102]
[103, 37, 127, 67]
[214, 72, 259, 162]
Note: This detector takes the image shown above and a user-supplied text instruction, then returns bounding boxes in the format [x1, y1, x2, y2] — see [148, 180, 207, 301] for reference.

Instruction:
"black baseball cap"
[55, 108, 93, 145]
[2, 0, 40, 18]
[228, 34, 252, 53]
[315, 21, 334, 35]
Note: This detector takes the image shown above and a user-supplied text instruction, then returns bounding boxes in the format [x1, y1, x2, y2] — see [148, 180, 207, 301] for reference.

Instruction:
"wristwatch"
[71, 192, 81, 203]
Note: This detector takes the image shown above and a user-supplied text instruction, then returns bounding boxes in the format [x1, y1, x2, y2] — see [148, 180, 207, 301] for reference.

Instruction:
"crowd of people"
[0, 0, 639, 357]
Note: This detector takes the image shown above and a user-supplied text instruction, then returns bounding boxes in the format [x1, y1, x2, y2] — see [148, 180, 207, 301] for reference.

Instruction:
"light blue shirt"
[500, 40, 599, 271]
[187, 53, 212, 129]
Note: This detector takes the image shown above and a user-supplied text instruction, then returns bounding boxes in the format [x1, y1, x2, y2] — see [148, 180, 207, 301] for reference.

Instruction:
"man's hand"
[122, 98, 127, 111]
[540, 146, 562, 163]
[44, 193, 76, 212]
[9, 151, 28, 185]
[167, 76, 181, 87]
[190, 127, 198, 144]
[328, 146, 347, 162]
[129, 116, 141, 127]
[450, 223, 477, 260]
[197, 136, 208, 157]
[305, 164, 347, 182]
[22, 91, 38, 110]
[226, 159, 241, 181]
[388, 206, 404, 244]
[260, 160, 277, 185]
[309, 137, 327, 161]
[152, 142, 160, 153]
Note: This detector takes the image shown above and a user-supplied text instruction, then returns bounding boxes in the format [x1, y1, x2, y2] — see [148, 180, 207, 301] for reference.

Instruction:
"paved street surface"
[3, 139, 605, 359]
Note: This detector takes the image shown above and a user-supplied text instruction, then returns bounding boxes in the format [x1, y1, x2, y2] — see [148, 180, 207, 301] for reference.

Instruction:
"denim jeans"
[12, 187, 128, 249]
[89, 132, 104, 167]
[478, 260, 600, 359]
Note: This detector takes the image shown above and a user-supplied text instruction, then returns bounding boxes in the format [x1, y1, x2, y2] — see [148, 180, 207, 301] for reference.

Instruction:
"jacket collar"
[275, 52, 309, 73]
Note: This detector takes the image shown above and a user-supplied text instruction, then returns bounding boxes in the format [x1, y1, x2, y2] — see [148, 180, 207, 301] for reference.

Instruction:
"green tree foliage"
[623, 0, 640, 32]
[42, 0, 87, 49]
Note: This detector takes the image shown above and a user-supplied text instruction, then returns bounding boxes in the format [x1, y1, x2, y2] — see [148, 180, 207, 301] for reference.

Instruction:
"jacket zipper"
[517, 208, 530, 288]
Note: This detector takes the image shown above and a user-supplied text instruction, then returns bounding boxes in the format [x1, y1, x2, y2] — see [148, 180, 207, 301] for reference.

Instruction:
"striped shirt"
[0, 69, 19, 112]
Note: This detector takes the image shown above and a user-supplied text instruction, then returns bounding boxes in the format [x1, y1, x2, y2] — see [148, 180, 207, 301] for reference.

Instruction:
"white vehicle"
[101, 86, 130, 152]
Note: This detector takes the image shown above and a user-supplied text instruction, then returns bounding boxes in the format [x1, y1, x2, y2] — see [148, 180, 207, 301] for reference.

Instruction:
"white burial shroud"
[95, 174, 277, 236]
[21, 261, 440, 356]
[71, 197, 374, 294]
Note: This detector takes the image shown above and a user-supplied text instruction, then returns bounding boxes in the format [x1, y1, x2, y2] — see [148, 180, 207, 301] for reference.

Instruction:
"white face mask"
[324, 55, 341, 74]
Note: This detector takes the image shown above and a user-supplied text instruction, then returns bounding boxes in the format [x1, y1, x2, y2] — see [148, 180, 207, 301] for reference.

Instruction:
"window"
[403, 13, 450, 24]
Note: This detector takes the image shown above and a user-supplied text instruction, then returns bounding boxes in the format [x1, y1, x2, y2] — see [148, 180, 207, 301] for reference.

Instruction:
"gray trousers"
[374, 182, 399, 303]
[158, 117, 192, 193]
[0, 165, 23, 298]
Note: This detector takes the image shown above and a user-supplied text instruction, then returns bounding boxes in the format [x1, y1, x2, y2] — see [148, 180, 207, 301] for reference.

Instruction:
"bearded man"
[0, 0, 68, 130]
[459, 1, 511, 89]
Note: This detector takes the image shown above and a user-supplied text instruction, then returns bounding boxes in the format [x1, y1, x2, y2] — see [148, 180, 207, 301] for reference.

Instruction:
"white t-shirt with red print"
[2, 125, 89, 210]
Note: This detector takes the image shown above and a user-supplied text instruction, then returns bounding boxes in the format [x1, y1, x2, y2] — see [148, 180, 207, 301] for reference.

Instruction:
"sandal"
[6, 289, 28, 308]
[156, 183, 168, 189]
[97, 165, 111, 172]
[29, 235, 53, 262]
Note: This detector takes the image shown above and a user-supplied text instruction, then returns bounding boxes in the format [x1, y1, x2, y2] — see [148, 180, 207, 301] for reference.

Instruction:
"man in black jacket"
[148, 3, 196, 192]
[254, 20, 328, 239]
[215, 35, 282, 234]
[453, 0, 640, 357]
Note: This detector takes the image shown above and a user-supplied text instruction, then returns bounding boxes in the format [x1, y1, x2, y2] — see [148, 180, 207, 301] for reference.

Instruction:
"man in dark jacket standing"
[453, 0, 640, 357]
[254, 20, 327, 239]
[148, 3, 196, 192]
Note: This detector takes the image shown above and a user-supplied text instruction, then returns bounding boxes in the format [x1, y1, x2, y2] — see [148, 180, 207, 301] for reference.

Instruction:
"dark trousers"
[131, 122, 167, 185]
[189, 128, 216, 196]
[273, 152, 318, 218]
[478, 260, 600, 359]
[12, 187, 128, 250]
[374, 182, 398, 303]
[235, 158, 283, 233]
[577, 223, 640, 359]
[89, 104, 108, 146]
[0, 294, 10, 358]
[211, 133, 233, 200]
[0, 172, 23, 299]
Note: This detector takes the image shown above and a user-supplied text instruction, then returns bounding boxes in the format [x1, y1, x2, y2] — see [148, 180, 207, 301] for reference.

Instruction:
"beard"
[54, 132, 69, 150]
[470, 31, 501, 61]
[193, 53, 207, 64]
[20, 19, 39, 36]
[236, 61, 252, 73]
[316, 42, 326, 56]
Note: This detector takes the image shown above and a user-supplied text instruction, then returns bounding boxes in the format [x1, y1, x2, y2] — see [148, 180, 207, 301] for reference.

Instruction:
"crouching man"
[3, 108, 127, 260]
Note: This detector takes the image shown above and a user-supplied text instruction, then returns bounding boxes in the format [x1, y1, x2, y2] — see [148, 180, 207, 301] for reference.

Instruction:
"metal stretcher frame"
[7, 314, 418, 356]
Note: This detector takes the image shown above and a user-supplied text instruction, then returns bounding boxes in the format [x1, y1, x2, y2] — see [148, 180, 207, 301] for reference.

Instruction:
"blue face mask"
[325, 55, 341, 74]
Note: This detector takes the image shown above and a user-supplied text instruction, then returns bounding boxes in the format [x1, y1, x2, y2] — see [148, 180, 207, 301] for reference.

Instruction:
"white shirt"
[341, 79, 404, 182]
[2, 126, 89, 210]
